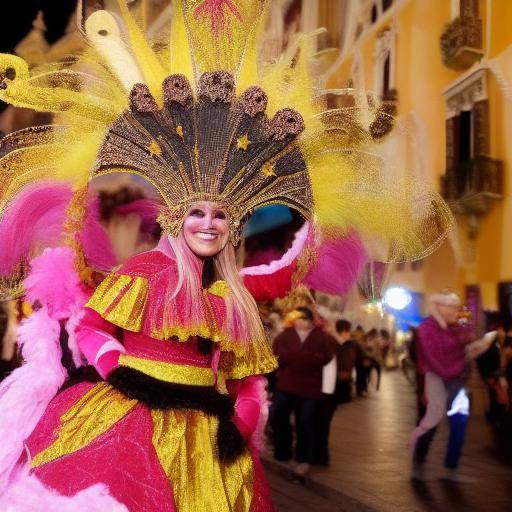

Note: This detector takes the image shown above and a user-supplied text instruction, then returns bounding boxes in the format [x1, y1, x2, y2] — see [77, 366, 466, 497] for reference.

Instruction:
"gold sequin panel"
[30, 382, 254, 512]
[119, 353, 216, 386]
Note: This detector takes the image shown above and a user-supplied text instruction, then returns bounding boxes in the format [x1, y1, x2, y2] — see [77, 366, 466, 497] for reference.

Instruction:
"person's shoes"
[410, 462, 425, 481]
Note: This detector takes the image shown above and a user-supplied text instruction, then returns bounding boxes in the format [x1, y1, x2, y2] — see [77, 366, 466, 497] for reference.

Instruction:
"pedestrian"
[356, 329, 381, 396]
[314, 323, 338, 466]
[410, 292, 473, 481]
[380, 328, 394, 367]
[476, 323, 509, 426]
[408, 326, 426, 421]
[270, 307, 335, 477]
[334, 319, 361, 403]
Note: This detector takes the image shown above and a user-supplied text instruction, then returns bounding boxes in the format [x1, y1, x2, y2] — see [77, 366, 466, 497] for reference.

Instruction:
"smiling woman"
[182, 201, 230, 258]
[0, 0, 453, 510]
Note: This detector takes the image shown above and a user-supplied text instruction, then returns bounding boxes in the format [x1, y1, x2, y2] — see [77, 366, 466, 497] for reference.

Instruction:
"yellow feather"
[115, 0, 167, 105]
[168, 0, 194, 80]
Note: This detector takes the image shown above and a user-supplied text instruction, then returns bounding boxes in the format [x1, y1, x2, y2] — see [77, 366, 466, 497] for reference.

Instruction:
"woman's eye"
[189, 209, 204, 217]
[214, 211, 226, 220]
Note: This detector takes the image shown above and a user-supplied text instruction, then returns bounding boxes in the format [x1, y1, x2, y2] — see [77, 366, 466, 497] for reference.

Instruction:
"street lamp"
[383, 286, 412, 311]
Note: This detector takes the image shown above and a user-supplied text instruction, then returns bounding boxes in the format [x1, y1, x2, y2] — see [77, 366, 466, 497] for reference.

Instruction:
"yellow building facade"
[325, 0, 512, 315]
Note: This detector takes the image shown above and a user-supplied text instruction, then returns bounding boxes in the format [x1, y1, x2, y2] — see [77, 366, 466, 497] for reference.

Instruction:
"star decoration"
[237, 134, 250, 151]
[261, 162, 276, 177]
[148, 140, 161, 156]
[176, 125, 184, 138]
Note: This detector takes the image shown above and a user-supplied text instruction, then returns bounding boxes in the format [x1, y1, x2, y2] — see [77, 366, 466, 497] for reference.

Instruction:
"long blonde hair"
[167, 233, 266, 344]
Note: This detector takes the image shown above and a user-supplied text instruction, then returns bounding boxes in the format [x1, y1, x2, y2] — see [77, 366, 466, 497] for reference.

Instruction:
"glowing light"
[384, 287, 412, 311]
[447, 388, 470, 416]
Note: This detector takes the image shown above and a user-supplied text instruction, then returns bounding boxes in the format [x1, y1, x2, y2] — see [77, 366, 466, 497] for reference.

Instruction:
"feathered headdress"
[0, 0, 453, 295]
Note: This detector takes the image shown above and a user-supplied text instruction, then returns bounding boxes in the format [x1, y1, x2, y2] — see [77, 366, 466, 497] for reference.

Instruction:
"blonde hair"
[167, 233, 266, 345]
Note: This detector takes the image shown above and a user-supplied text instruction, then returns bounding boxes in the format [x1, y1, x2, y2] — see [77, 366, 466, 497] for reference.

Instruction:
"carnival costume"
[0, 1, 453, 510]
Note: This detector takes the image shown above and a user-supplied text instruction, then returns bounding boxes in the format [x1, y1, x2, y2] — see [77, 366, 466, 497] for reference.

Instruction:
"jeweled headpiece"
[95, 71, 311, 244]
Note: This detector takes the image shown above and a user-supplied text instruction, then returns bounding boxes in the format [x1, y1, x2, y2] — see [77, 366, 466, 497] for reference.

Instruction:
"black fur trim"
[108, 366, 234, 416]
[59, 365, 101, 392]
[108, 366, 247, 461]
[217, 417, 246, 462]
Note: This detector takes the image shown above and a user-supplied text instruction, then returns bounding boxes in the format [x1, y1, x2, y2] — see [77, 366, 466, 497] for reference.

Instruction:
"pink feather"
[79, 194, 117, 271]
[0, 181, 118, 276]
[0, 247, 89, 491]
[304, 233, 367, 295]
[24, 247, 88, 320]
[0, 467, 127, 512]
[115, 198, 160, 234]
[0, 309, 64, 492]
[0, 182, 72, 276]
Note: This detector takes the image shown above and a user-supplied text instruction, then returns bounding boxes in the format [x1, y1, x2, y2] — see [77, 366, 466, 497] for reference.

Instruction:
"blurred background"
[0, 1, 511, 511]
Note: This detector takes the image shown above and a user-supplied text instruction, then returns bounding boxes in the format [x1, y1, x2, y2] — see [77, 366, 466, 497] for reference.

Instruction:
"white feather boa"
[0, 247, 123, 507]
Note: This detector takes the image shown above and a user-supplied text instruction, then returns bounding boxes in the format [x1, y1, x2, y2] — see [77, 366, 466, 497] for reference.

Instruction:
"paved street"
[265, 370, 512, 511]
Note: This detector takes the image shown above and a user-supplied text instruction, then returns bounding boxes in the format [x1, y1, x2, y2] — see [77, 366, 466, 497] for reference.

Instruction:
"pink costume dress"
[24, 235, 304, 512]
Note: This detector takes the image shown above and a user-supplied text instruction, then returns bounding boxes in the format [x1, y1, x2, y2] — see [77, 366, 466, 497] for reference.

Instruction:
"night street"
[265, 370, 512, 511]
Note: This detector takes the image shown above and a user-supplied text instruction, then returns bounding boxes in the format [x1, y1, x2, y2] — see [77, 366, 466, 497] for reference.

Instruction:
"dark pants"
[355, 365, 368, 395]
[314, 393, 337, 464]
[270, 391, 318, 463]
[335, 379, 353, 403]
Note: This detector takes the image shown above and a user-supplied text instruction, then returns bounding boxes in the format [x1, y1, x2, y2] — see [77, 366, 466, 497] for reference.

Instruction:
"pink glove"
[96, 350, 122, 379]
[229, 376, 267, 443]
[76, 308, 125, 379]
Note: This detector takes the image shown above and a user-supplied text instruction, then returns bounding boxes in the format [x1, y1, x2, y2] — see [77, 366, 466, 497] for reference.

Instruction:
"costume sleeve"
[240, 222, 310, 301]
[76, 307, 125, 378]
[227, 376, 267, 446]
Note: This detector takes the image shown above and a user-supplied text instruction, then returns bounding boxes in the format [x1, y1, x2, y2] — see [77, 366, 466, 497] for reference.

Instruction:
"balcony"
[441, 156, 503, 236]
[440, 17, 484, 70]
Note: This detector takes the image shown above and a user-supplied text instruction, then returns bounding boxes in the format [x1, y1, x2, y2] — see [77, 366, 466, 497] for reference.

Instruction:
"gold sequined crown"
[93, 71, 313, 244]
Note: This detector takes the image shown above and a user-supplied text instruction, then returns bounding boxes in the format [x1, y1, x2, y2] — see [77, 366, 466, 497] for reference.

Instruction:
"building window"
[374, 29, 395, 98]
[382, 53, 391, 96]
[458, 110, 472, 162]
[371, 4, 378, 23]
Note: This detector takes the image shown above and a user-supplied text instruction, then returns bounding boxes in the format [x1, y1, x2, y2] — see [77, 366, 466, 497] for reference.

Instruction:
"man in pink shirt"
[410, 292, 473, 481]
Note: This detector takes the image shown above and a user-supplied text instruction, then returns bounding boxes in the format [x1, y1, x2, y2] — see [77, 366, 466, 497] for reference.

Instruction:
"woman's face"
[181, 201, 229, 257]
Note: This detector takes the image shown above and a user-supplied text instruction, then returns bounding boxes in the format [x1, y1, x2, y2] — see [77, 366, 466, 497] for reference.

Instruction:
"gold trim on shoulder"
[207, 280, 230, 298]
[86, 272, 149, 332]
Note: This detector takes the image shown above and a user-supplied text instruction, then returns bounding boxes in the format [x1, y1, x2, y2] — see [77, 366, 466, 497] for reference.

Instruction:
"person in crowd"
[379, 328, 393, 366]
[356, 328, 381, 396]
[353, 325, 365, 345]
[410, 292, 473, 481]
[476, 323, 509, 427]
[407, 326, 426, 421]
[271, 306, 335, 478]
[502, 326, 512, 388]
[314, 322, 338, 467]
[334, 319, 362, 403]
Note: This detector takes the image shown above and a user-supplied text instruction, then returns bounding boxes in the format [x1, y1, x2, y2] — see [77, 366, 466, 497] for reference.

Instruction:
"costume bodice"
[86, 242, 277, 381]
